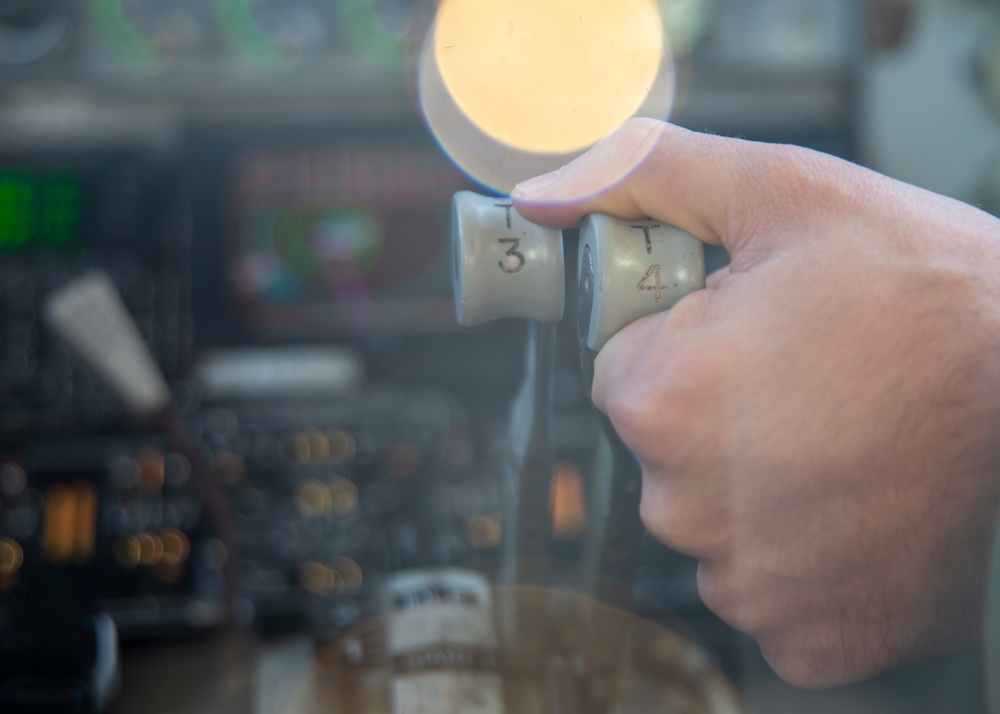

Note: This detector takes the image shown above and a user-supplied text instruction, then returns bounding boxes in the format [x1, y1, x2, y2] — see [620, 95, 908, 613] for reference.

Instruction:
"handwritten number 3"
[498, 238, 526, 274]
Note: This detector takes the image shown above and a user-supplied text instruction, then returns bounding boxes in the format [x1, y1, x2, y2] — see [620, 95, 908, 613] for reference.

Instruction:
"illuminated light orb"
[137, 446, 165, 493]
[551, 461, 587, 537]
[327, 429, 357, 464]
[419, 0, 676, 192]
[286, 433, 313, 464]
[305, 429, 331, 462]
[331, 557, 363, 593]
[0, 538, 24, 575]
[160, 529, 191, 567]
[464, 514, 502, 549]
[43, 484, 78, 564]
[295, 479, 334, 517]
[434, 0, 664, 153]
[300, 561, 341, 596]
[328, 476, 359, 516]
[0, 461, 27, 497]
[136, 532, 164, 567]
[0, 171, 81, 250]
[113, 534, 142, 569]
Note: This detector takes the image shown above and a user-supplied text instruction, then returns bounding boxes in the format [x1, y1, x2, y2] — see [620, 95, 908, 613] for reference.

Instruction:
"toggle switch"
[578, 216, 705, 352]
[452, 191, 565, 326]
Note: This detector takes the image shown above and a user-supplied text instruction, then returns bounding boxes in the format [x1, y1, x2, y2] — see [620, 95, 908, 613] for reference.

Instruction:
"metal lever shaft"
[498, 320, 558, 664]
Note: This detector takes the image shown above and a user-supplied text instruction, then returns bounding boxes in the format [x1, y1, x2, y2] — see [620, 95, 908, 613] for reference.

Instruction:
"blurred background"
[0, 0, 996, 711]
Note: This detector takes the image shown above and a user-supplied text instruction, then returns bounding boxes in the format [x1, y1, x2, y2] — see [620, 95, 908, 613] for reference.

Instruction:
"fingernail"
[512, 170, 561, 198]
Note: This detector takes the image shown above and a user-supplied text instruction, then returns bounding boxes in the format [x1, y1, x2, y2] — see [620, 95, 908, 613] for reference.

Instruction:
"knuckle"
[638, 482, 722, 557]
[603, 385, 660, 448]
[597, 118, 669, 175]
[695, 564, 765, 632]
[733, 143, 874, 230]
[758, 638, 854, 689]
[600, 335, 727, 468]
[662, 290, 714, 332]
[694, 565, 725, 615]
[611, 117, 668, 148]
[603, 379, 698, 463]
[750, 144, 829, 199]
[695, 565, 733, 623]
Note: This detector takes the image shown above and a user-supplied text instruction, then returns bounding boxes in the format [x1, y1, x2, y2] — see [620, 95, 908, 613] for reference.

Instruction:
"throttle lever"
[452, 191, 565, 677]
[575, 215, 704, 708]
[576, 215, 705, 586]
[578, 214, 705, 354]
[452, 192, 705, 713]
[577, 215, 705, 591]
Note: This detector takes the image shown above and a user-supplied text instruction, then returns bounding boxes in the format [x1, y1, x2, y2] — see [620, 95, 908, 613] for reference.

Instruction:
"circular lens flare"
[435, 0, 663, 154]
[213, 0, 302, 74]
[89, 0, 176, 72]
[342, 0, 415, 72]
[419, 0, 675, 192]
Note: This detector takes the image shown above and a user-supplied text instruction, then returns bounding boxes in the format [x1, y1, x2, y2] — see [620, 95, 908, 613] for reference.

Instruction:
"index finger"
[510, 118, 852, 257]
[511, 119, 747, 248]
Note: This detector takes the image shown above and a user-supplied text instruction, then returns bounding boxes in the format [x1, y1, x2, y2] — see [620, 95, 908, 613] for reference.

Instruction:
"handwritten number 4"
[637, 264, 667, 301]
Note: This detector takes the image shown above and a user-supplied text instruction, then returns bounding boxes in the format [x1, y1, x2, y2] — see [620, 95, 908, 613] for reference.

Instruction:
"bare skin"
[512, 118, 1000, 688]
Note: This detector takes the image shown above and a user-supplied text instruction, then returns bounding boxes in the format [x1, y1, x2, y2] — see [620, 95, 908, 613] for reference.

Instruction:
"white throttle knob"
[452, 191, 565, 326]
[578, 216, 705, 352]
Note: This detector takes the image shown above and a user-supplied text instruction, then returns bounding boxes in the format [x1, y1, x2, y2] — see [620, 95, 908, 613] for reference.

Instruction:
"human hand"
[512, 119, 1000, 687]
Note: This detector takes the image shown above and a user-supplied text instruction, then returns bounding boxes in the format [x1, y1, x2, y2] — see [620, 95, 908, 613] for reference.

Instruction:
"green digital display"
[0, 171, 82, 251]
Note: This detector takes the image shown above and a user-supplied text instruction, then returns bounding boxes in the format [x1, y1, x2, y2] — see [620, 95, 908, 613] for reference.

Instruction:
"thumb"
[511, 118, 849, 258]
